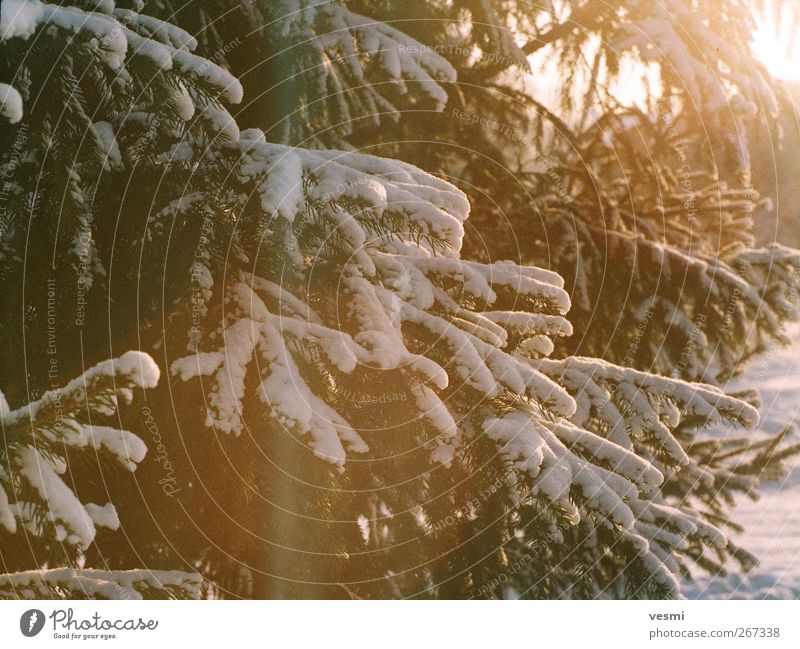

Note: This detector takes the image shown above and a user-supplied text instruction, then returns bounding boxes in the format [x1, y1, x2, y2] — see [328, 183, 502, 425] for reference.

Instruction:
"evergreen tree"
[0, 349, 201, 598]
[1, 0, 798, 599]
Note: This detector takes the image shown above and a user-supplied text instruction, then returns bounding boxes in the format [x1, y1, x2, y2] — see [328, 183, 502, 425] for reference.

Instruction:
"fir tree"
[1, 0, 798, 600]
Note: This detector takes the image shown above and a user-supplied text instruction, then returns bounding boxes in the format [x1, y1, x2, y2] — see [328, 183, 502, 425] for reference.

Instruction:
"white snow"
[173, 49, 243, 104]
[277, 0, 456, 125]
[253, 148, 305, 222]
[0, 1, 243, 132]
[0, 83, 23, 123]
[122, 26, 173, 70]
[113, 8, 198, 51]
[17, 447, 96, 549]
[171, 280, 369, 468]
[85, 503, 121, 530]
[535, 354, 759, 467]
[0, 351, 158, 552]
[0, 487, 16, 533]
[684, 325, 800, 598]
[0, 568, 203, 599]
[171, 82, 195, 121]
[198, 100, 240, 143]
[93, 121, 122, 170]
[44, 5, 128, 70]
[84, 425, 148, 471]
[0, 0, 44, 41]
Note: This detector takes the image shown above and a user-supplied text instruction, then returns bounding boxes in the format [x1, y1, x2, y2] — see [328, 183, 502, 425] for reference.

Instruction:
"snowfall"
[683, 326, 800, 599]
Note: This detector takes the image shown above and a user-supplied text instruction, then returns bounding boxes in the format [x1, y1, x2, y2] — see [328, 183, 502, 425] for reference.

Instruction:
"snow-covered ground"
[684, 327, 800, 599]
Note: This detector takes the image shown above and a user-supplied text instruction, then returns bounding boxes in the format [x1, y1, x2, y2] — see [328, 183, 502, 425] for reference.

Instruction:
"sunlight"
[752, 1, 800, 81]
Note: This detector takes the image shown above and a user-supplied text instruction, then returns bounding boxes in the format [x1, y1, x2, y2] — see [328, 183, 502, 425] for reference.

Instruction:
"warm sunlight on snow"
[753, 2, 800, 81]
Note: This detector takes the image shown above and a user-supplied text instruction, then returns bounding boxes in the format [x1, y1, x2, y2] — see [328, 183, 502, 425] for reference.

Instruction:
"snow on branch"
[164, 138, 764, 585]
[144, 107, 777, 597]
[268, 0, 456, 139]
[0, 83, 22, 124]
[168, 142, 576, 467]
[171, 279, 369, 467]
[150, 129, 473, 277]
[0, 568, 202, 600]
[0, 351, 158, 550]
[0, 1, 242, 127]
[534, 355, 759, 462]
[232, 131, 471, 257]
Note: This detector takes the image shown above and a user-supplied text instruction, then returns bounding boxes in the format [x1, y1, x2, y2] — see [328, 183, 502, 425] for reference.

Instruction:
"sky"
[527, 3, 800, 120]
[752, 1, 800, 82]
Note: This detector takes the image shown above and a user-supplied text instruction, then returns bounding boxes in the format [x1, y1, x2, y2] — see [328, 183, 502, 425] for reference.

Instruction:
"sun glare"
[752, 2, 800, 82]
